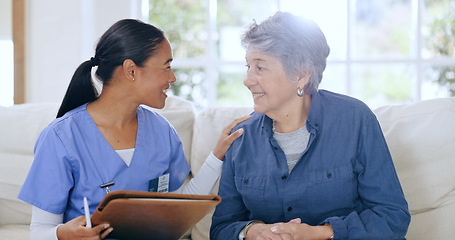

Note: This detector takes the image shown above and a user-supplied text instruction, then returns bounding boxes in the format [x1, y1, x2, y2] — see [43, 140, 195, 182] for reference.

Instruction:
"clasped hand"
[247, 218, 333, 240]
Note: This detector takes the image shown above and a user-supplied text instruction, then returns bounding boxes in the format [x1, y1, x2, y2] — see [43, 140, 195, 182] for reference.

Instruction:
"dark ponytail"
[56, 60, 98, 118]
[56, 19, 165, 118]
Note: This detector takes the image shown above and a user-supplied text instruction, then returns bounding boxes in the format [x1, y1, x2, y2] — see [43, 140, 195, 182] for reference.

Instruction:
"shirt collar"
[306, 90, 321, 132]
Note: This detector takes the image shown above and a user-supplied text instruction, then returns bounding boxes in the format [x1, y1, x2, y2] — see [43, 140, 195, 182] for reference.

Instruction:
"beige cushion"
[2, 96, 453, 240]
[0, 96, 194, 227]
[0, 225, 30, 240]
[0, 103, 59, 225]
[190, 106, 252, 240]
[374, 97, 455, 239]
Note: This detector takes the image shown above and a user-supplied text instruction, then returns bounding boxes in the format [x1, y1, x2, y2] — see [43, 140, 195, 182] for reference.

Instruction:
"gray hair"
[241, 11, 330, 95]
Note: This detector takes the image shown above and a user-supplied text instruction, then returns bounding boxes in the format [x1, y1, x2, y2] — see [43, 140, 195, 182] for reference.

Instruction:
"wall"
[25, 0, 144, 103]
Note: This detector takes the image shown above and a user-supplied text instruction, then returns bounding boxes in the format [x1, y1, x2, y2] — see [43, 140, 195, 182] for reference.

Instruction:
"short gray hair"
[241, 11, 330, 95]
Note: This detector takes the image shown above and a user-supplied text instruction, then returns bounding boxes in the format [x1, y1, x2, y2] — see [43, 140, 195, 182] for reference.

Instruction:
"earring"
[297, 88, 304, 97]
[132, 77, 135, 81]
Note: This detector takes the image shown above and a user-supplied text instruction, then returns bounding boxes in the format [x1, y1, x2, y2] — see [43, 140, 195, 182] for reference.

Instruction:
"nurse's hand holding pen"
[56, 215, 113, 239]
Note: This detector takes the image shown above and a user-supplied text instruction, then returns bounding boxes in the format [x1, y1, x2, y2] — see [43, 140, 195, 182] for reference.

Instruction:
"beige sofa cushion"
[0, 225, 30, 240]
[0, 96, 194, 228]
[190, 106, 253, 240]
[191, 98, 455, 240]
[374, 97, 455, 239]
[0, 103, 59, 226]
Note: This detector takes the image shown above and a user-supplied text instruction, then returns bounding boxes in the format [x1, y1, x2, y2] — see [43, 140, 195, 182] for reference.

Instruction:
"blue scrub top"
[18, 104, 190, 222]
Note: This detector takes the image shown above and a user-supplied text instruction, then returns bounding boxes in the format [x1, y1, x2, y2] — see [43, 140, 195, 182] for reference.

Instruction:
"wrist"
[239, 220, 264, 240]
[211, 150, 224, 161]
[56, 224, 66, 240]
[323, 223, 334, 240]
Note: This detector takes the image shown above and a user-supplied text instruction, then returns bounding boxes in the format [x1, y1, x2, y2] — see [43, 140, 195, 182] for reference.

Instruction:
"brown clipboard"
[91, 190, 221, 240]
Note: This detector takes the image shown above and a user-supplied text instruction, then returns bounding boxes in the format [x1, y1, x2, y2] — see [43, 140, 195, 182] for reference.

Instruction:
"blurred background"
[1, 0, 454, 110]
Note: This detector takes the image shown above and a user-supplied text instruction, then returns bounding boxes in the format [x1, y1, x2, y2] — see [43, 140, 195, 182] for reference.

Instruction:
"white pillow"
[190, 106, 253, 176]
[0, 97, 194, 226]
[190, 106, 252, 240]
[0, 102, 59, 225]
[374, 98, 455, 239]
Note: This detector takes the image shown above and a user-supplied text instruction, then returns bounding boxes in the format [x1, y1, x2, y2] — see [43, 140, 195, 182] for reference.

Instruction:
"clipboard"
[91, 190, 221, 240]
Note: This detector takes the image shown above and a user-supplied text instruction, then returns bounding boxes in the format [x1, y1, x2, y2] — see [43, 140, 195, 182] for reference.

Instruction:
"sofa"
[0, 95, 454, 240]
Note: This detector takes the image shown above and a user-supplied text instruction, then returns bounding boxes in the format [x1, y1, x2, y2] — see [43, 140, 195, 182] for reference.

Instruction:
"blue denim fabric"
[211, 90, 410, 240]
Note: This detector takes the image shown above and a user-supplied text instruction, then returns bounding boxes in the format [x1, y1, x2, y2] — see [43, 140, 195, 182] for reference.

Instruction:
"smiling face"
[244, 46, 302, 117]
[134, 38, 176, 109]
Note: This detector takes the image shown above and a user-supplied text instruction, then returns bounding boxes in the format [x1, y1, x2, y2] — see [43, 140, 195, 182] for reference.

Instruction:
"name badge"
[148, 173, 170, 193]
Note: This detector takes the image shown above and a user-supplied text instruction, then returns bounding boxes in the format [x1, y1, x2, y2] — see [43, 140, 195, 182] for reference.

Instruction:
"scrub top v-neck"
[18, 103, 190, 222]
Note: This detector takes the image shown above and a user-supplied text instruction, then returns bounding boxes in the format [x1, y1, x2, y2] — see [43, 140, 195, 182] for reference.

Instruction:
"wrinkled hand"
[270, 218, 334, 240]
[56, 215, 113, 240]
[246, 222, 294, 240]
[212, 115, 252, 160]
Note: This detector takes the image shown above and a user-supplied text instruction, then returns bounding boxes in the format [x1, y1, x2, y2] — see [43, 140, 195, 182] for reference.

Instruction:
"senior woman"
[210, 11, 410, 240]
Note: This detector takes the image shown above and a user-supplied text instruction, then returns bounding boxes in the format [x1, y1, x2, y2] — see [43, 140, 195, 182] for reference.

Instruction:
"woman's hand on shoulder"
[56, 215, 113, 240]
[212, 115, 252, 160]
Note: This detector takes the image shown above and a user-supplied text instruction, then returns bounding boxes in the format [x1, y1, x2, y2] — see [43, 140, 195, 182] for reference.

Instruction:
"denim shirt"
[210, 90, 410, 240]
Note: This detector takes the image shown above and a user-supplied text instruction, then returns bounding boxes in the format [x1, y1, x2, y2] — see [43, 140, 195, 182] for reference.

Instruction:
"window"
[1, 0, 25, 106]
[146, 0, 455, 110]
[0, 0, 14, 106]
[0, 40, 14, 106]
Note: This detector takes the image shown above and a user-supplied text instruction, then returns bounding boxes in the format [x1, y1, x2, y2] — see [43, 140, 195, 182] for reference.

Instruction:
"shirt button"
[287, 207, 293, 212]
[281, 175, 287, 180]
[243, 179, 248, 184]
[315, 123, 319, 127]
[327, 173, 332, 178]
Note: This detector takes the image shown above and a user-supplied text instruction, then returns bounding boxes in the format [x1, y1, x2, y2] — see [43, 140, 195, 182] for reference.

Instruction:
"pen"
[83, 197, 92, 228]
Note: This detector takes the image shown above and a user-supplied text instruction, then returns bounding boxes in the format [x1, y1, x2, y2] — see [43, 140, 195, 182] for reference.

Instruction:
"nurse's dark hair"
[56, 19, 165, 118]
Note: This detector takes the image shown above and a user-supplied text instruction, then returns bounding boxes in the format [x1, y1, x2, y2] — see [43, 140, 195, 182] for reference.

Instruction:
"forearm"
[174, 152, 223, 195]
[322, 206, 409, 239]
[327, 116, 410, 239]
[212, 220, 251, 240]
[210, 150, 252, 240]
[30, 206, 62, 240]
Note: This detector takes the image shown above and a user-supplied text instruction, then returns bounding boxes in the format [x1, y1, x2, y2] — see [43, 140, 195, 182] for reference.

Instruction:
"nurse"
[18, 19, 249, 240]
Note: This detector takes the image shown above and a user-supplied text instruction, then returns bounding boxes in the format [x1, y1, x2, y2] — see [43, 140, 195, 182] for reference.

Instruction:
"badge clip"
[100, 181, 115, 194]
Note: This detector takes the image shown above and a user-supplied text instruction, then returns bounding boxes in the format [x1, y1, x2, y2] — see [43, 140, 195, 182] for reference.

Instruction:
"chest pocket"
[307, 164, 357, 210]
[309, 164, 354, 184]
[235, 176, 267, 211]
